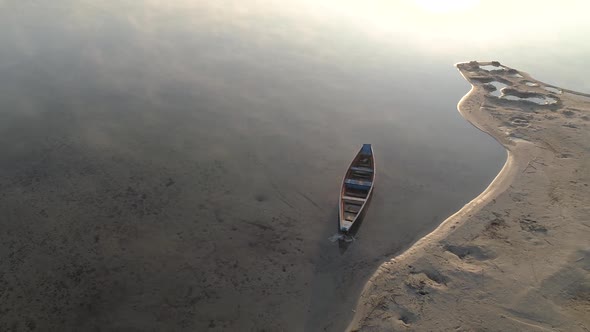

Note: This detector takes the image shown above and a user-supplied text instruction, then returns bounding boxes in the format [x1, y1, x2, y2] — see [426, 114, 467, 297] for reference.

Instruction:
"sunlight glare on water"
[291, 0, 590, 58]
[414, 0, 480, 13]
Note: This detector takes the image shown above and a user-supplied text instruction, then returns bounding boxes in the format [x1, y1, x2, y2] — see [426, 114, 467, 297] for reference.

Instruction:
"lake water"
[0, 1, 587, 331]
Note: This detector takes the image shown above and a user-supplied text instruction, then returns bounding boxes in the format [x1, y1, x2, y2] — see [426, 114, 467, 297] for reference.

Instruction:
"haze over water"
[1, 1, 588, 331]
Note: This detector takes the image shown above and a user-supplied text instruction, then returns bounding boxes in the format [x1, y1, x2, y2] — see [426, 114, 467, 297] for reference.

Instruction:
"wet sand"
[348, 61, 590, 331]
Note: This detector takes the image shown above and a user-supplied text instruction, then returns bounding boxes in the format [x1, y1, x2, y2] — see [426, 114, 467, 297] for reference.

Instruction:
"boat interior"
[341, 148, 374, 223]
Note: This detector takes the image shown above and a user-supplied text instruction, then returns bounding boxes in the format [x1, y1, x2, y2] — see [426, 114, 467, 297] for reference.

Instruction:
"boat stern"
[339, 220, 353, 233]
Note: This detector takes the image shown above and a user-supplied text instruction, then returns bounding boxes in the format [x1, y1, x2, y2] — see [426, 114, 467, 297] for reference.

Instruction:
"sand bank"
[347, 61, 590, 331]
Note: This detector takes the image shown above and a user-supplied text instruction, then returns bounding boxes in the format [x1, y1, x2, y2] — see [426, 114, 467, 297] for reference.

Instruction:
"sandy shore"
[347, 61, 590, 331]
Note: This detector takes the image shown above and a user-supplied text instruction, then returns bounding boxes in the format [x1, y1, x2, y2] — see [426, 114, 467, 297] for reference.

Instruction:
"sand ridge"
[347, 61, 590, 331]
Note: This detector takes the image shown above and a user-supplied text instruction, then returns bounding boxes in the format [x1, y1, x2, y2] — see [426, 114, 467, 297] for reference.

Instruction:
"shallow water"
[488, 81, 509, 97]
[3, 1, 587, 331]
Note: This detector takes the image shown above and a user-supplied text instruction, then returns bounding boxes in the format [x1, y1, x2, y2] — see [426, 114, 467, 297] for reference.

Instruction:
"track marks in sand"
[406, 266, 449, 296]
[518, 215, 548, 234]
[500, 311, 556, 332]
[509, 116, 531, 127]
[502, 252, 590, 330]
[348, 264, 453, 330]
[444, 244, 496, 261]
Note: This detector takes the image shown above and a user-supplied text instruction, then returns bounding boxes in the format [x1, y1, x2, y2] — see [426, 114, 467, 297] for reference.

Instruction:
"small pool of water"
[544, 86, 562, 94]
[487, 81, 509, 97]
[480, 64, 503, 71]
[503, 95, 558, 105]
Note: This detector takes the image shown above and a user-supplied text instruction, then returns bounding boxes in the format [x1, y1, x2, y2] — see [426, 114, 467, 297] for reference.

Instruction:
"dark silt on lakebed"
[0, 2, 505, 331]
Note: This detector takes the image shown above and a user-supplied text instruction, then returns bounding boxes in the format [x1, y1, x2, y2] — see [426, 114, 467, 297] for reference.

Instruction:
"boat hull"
[339, 144, 375, 233]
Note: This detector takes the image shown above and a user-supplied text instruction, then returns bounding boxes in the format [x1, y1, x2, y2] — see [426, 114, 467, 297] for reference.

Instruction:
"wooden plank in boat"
[342, 196, 365, 202]
[344, 213, 356, 221]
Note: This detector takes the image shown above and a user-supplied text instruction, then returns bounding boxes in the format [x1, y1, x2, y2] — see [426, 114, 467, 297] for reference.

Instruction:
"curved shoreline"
[346, 63, 520, 330]
[347, 61, 590, 331]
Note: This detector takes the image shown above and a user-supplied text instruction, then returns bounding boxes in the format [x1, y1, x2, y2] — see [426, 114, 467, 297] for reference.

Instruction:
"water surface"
[1, 1, 586, 331]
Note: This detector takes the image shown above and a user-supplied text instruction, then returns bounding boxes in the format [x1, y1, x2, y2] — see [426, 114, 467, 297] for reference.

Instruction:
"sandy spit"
[347, 61, 590, 331]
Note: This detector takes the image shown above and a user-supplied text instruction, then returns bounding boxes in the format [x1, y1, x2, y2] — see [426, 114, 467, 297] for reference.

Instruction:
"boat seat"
[352, 173, 371, 180]
[350, 166, 373, 173]
[342, 196, 365, 202]
[345, 178, 372, 186]
[344, 205, 360, 213]
[345, 178, 372, 190]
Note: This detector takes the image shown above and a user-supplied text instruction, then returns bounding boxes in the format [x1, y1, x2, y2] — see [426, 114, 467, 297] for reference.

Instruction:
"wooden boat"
[339, 144, 375, 233]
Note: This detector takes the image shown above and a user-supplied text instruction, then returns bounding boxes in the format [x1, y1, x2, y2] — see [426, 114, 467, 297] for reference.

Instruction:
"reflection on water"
[0, 1, 586, 331]
[480, 64, 503, 71]
[488, 81, 509, 97]
[544, 86, 562, 94]
[503, 94, 558, 105]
